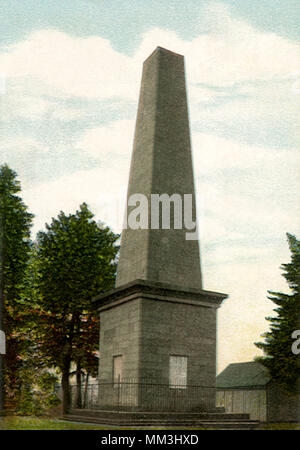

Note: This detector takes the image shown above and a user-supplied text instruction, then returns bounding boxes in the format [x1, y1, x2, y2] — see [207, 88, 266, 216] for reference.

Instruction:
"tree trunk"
[0, 356, 4, 414]
[61, 359, 71, 415]
[76, 359, 82, 408]
[83, 372, 89, 409]
[61, 311, 78, 414]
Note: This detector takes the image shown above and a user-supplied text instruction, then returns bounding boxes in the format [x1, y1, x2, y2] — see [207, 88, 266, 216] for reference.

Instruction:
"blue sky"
[1, 0, 299, 371]
[1, 0, 300, 49]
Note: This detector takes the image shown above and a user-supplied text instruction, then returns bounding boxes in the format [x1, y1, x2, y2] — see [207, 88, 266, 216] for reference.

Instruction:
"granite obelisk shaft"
[116, 47, 202, 290]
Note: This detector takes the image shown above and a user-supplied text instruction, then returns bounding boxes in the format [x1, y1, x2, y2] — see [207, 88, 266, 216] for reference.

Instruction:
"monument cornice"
[92, 278, 227, 312]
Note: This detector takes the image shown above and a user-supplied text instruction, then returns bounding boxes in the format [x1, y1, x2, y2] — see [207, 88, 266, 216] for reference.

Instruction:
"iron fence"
[66, 380, 215, 412]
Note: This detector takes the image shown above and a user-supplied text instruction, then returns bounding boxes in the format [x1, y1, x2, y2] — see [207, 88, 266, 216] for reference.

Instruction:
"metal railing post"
[117, 374, 121, 413]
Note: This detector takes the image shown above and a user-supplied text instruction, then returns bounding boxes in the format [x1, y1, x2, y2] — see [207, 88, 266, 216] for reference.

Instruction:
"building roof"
[216, 361, 270, 388]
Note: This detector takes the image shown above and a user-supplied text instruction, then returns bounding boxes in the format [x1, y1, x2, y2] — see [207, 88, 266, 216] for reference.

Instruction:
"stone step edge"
[69, 409, 249, 418]
[62, 417, 259, 429]
[62, 415, 259, 426]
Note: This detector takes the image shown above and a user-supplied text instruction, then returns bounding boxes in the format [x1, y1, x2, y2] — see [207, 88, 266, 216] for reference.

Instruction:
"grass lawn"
[0, 416, 122, 430]
[259, 423, 300, 430]
[0, 416, 205, 430]
[0, 416, 299, 430]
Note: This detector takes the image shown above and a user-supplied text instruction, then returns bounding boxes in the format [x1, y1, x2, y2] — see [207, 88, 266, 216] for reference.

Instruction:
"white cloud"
[189, 80, 300, 142]
[185, 1, 300, 86]
[211, 256, 290, 372]
[50, 105, 85, 121]
[188, 85, 230, 104]
[193, 133, 268, 170]
[1, 2, 299, 106]
[1, 88, 54, 121]
[134, 4, 300, 86]
[22, 165, 129, 237]
[76, 119, 135, 161]
[1, 136, 49, 154]
[1, 30, 139, 100]
[195, 135, 300, 222]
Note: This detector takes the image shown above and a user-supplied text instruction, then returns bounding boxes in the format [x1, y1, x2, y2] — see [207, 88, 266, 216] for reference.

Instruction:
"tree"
[0, 164, 33, 411]
[71, 312, 99, 408]
[35, 203, 119, 413]
[255, 233, 300, 393]
[12, 244, 60, 415]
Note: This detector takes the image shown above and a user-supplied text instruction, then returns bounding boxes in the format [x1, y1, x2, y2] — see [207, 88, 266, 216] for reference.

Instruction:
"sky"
[1, 0, 300, 373]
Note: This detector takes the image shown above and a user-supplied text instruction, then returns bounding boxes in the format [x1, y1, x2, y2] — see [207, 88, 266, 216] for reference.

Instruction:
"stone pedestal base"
[93, 279, 227, 412]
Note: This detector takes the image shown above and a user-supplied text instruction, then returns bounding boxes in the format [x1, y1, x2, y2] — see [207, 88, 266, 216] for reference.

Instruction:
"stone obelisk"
[94, 47, 227, 411]
[116, 47, 202, 290]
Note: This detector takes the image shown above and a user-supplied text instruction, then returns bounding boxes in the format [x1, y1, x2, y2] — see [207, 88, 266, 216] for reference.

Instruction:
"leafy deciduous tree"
[36, 203, 119, 413]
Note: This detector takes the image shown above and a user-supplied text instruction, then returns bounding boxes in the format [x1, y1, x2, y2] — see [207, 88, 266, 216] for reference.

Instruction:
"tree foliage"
[255, 233, 300, 393]
[35, 203, 119, 412]
[12, 244, 59, 414]
[0, 164, 33, 408]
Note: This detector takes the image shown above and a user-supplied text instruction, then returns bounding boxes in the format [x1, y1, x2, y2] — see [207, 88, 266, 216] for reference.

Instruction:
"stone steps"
[68, 408, 249, 420]
[62, 409, 260, 429]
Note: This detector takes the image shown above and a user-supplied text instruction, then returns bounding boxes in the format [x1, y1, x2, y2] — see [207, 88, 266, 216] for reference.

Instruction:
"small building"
[216, 361, 300, 423]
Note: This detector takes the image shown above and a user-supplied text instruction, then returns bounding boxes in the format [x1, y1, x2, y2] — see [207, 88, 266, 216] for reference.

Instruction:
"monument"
[93, 47, 228, 412]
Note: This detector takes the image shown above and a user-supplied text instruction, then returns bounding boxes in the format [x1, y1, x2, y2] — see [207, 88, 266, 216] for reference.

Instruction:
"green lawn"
[0, 416, 205, 430]
[0, 416, 299, 430]
[259, 423, 300, 430]
[0, 416, 121, 430]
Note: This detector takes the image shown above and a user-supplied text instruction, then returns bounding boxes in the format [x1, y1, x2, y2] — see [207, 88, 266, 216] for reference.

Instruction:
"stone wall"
[139, 296, 217, 410]
[97, 291, 218, 411]
[140, 297, 216, 385]
[98, 298, 142, 383]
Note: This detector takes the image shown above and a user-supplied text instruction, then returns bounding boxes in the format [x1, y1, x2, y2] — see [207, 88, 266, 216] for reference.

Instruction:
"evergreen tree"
[0, 164, 33, 410]
[255, 233, 300, 393]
